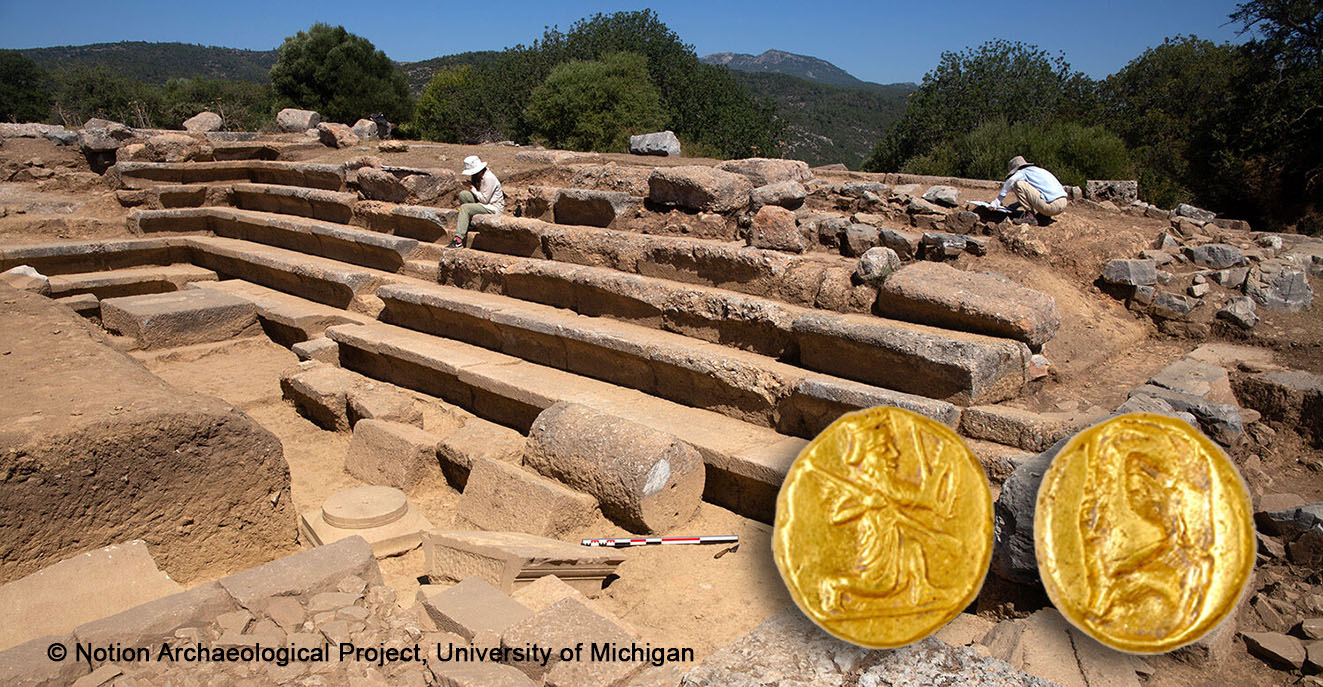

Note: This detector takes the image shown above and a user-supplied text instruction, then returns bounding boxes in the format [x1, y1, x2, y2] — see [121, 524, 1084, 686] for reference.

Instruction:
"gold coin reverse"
[773, 407, 993, 648]
[1035, 413, 1254, 653]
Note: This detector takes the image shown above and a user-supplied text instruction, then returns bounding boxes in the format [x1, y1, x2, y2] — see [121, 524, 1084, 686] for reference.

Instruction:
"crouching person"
[994, 155, 1067, 225]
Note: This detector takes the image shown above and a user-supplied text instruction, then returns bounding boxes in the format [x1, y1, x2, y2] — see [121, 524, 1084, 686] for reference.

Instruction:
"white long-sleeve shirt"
[996, 166, 1067, 205]
[470, 171, 505, 213]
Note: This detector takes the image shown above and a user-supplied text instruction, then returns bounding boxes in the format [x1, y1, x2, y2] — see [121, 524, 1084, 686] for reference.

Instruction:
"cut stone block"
[508, 575, 636, 636]
[454, 457, 599, 537]
[793, 311, 1031, 406]
[553, 189, 640, 228]
[647, 166, 752, 212]
[345, 419, 440, 489]
[875, 262, 1061, 347]
[960, 405, 1096, 452]
[416, 577, 532, 641]
[436, 419, 526, 480]
[347, 384, 423, 427]
[526, 402, 705, 534]
[46, 264, 219, 300]
[55, 293, 100, 318]
[501, 598, 642, 686]
[0, 633, 89, 686]
[299, 486, 432, 557]
[421, 530, 624, 596]
[0, 540, 181, 651]
[217, 535, 381, 608]
[280, 360, 369, 431]
[292, 336, 339, 364]
[100, 288, 259, 349]
[430, 662, 536, 687]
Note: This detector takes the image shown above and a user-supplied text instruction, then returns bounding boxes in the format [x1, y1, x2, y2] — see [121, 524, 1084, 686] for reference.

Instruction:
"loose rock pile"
[1099, 213, 1319, 335]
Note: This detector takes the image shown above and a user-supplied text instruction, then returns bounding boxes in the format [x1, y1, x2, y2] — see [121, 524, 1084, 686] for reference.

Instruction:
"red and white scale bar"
[581, 535, 739, 548]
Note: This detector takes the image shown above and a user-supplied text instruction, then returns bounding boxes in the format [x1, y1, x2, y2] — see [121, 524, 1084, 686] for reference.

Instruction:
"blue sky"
[0, 1, 1248, 84]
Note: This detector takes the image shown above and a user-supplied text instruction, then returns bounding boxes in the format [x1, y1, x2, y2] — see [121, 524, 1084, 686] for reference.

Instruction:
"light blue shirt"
[997, 166, 1067, 205]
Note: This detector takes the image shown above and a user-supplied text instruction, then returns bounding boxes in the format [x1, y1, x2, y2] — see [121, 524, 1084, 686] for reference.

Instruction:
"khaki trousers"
[1008, 179, 1068, 217]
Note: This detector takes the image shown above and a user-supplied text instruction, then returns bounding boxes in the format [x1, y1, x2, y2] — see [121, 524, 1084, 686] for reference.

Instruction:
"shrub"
[903, 118, 1134, 189]
[523, 52, 667, 152]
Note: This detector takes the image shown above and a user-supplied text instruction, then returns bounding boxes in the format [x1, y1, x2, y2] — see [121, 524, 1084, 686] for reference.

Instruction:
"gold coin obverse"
[1034, 413, 1255, 654]
[773, 407, 993, 649]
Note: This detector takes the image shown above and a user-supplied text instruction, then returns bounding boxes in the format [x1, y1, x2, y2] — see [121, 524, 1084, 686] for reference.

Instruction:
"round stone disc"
[322, 486, 410, 530]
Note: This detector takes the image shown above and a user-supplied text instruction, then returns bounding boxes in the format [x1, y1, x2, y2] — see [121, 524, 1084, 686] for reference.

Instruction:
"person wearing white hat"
[993, 155, 1067, 225]
[450, 155, 504, 247]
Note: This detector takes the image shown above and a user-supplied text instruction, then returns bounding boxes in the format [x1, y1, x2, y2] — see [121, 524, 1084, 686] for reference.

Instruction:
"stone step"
[184, 235, 384, 310]
[469, 214, 869, 313]
[0, 237, 191, 276]
[209, 142, 281, 161]
[231, 183, 357, 224]
[190, 280, 375, 345]
[47, 264, 219, 299]
[351, 201, 458, 243]
[433, 249, 1031, 405]
[376, 280, 960, 435]
[324, 320, 808, 522]
[111, 160, 345, 191]
[133, 207, 420, 273]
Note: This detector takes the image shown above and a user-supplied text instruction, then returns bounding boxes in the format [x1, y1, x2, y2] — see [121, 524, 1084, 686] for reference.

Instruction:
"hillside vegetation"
[19, 42, 277, 84]
[729, 71, 911, 168]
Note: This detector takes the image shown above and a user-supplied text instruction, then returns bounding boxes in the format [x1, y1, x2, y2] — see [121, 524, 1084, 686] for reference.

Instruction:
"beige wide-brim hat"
[462, 155, 487, 176]
[1006, 155, 1033, 178]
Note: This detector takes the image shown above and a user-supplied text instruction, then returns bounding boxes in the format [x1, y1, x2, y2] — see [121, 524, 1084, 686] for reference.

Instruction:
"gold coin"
[773, 407, 993, 648]
[1034, 413, 1254, 653]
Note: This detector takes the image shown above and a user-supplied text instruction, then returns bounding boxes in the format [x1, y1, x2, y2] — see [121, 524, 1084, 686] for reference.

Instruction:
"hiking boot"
[1035, 212, 1055, 226]
[447, 236, 464, 248]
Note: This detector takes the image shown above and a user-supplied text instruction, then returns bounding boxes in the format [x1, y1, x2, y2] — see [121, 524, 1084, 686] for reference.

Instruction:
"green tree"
[523, 52, 667, 151]
[1099, 36, 1244, 208]
[412, 65, 503, 143]
[862, 41, 1092, 172]
[406, 10, 782, 158]
[0, 50, 53, 122]
[48, 65, 156, 127]
[156, 78, 274, 131]
[269, 23, 412, 124]
[1226, 0, 1322, 231]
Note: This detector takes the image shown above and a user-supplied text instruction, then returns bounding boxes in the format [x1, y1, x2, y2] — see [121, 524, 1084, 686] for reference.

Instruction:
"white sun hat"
[462, 155, 487, 176]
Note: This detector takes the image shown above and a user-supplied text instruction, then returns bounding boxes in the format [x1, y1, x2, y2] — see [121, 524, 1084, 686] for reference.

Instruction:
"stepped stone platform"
[0, 285, 292, 584]
[0, 237, 192, 276]
[299, 485, 433, 557]
[133, 207, 421, 272]
[326, 320, 806, 521]
[47, 263, 217, 299]
[110, 160, 345, 190]
[431, 249, 1031, 404]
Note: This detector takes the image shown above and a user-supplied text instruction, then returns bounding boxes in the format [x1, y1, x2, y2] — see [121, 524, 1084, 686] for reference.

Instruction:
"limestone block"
[299, 486, 432, 558]
[416, 577, 532, 641]
[421, 530, 624, 596]
[345, 419, 440, 490]
[100, 289, 260, 349]
[454, 457, 599, 537]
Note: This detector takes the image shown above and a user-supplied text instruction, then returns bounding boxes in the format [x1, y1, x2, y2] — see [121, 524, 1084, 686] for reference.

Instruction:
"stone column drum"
[525, 402, 705, 533]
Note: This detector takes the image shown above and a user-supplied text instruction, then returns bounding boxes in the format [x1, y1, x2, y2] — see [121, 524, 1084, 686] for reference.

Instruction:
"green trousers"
[455, 190, 495, 239]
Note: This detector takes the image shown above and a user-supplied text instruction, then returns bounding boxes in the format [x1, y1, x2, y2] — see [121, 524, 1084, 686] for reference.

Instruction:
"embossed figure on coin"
[1078, 424, 1214, 639]
[774, 407, 993, 648]
[810, 419, 963, 617]
[1035, 413, 1254, 653]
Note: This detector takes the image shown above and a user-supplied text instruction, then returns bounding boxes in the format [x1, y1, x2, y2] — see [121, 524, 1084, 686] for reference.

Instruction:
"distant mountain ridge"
[702, 49, 884, 89]
[19, 42, 278, 84]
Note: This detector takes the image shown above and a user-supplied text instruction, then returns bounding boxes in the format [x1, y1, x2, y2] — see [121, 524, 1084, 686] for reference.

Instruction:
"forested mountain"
[702, 49, 874, 88]
[19, 42, 278, 83]
[728, 71, 912, 168]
